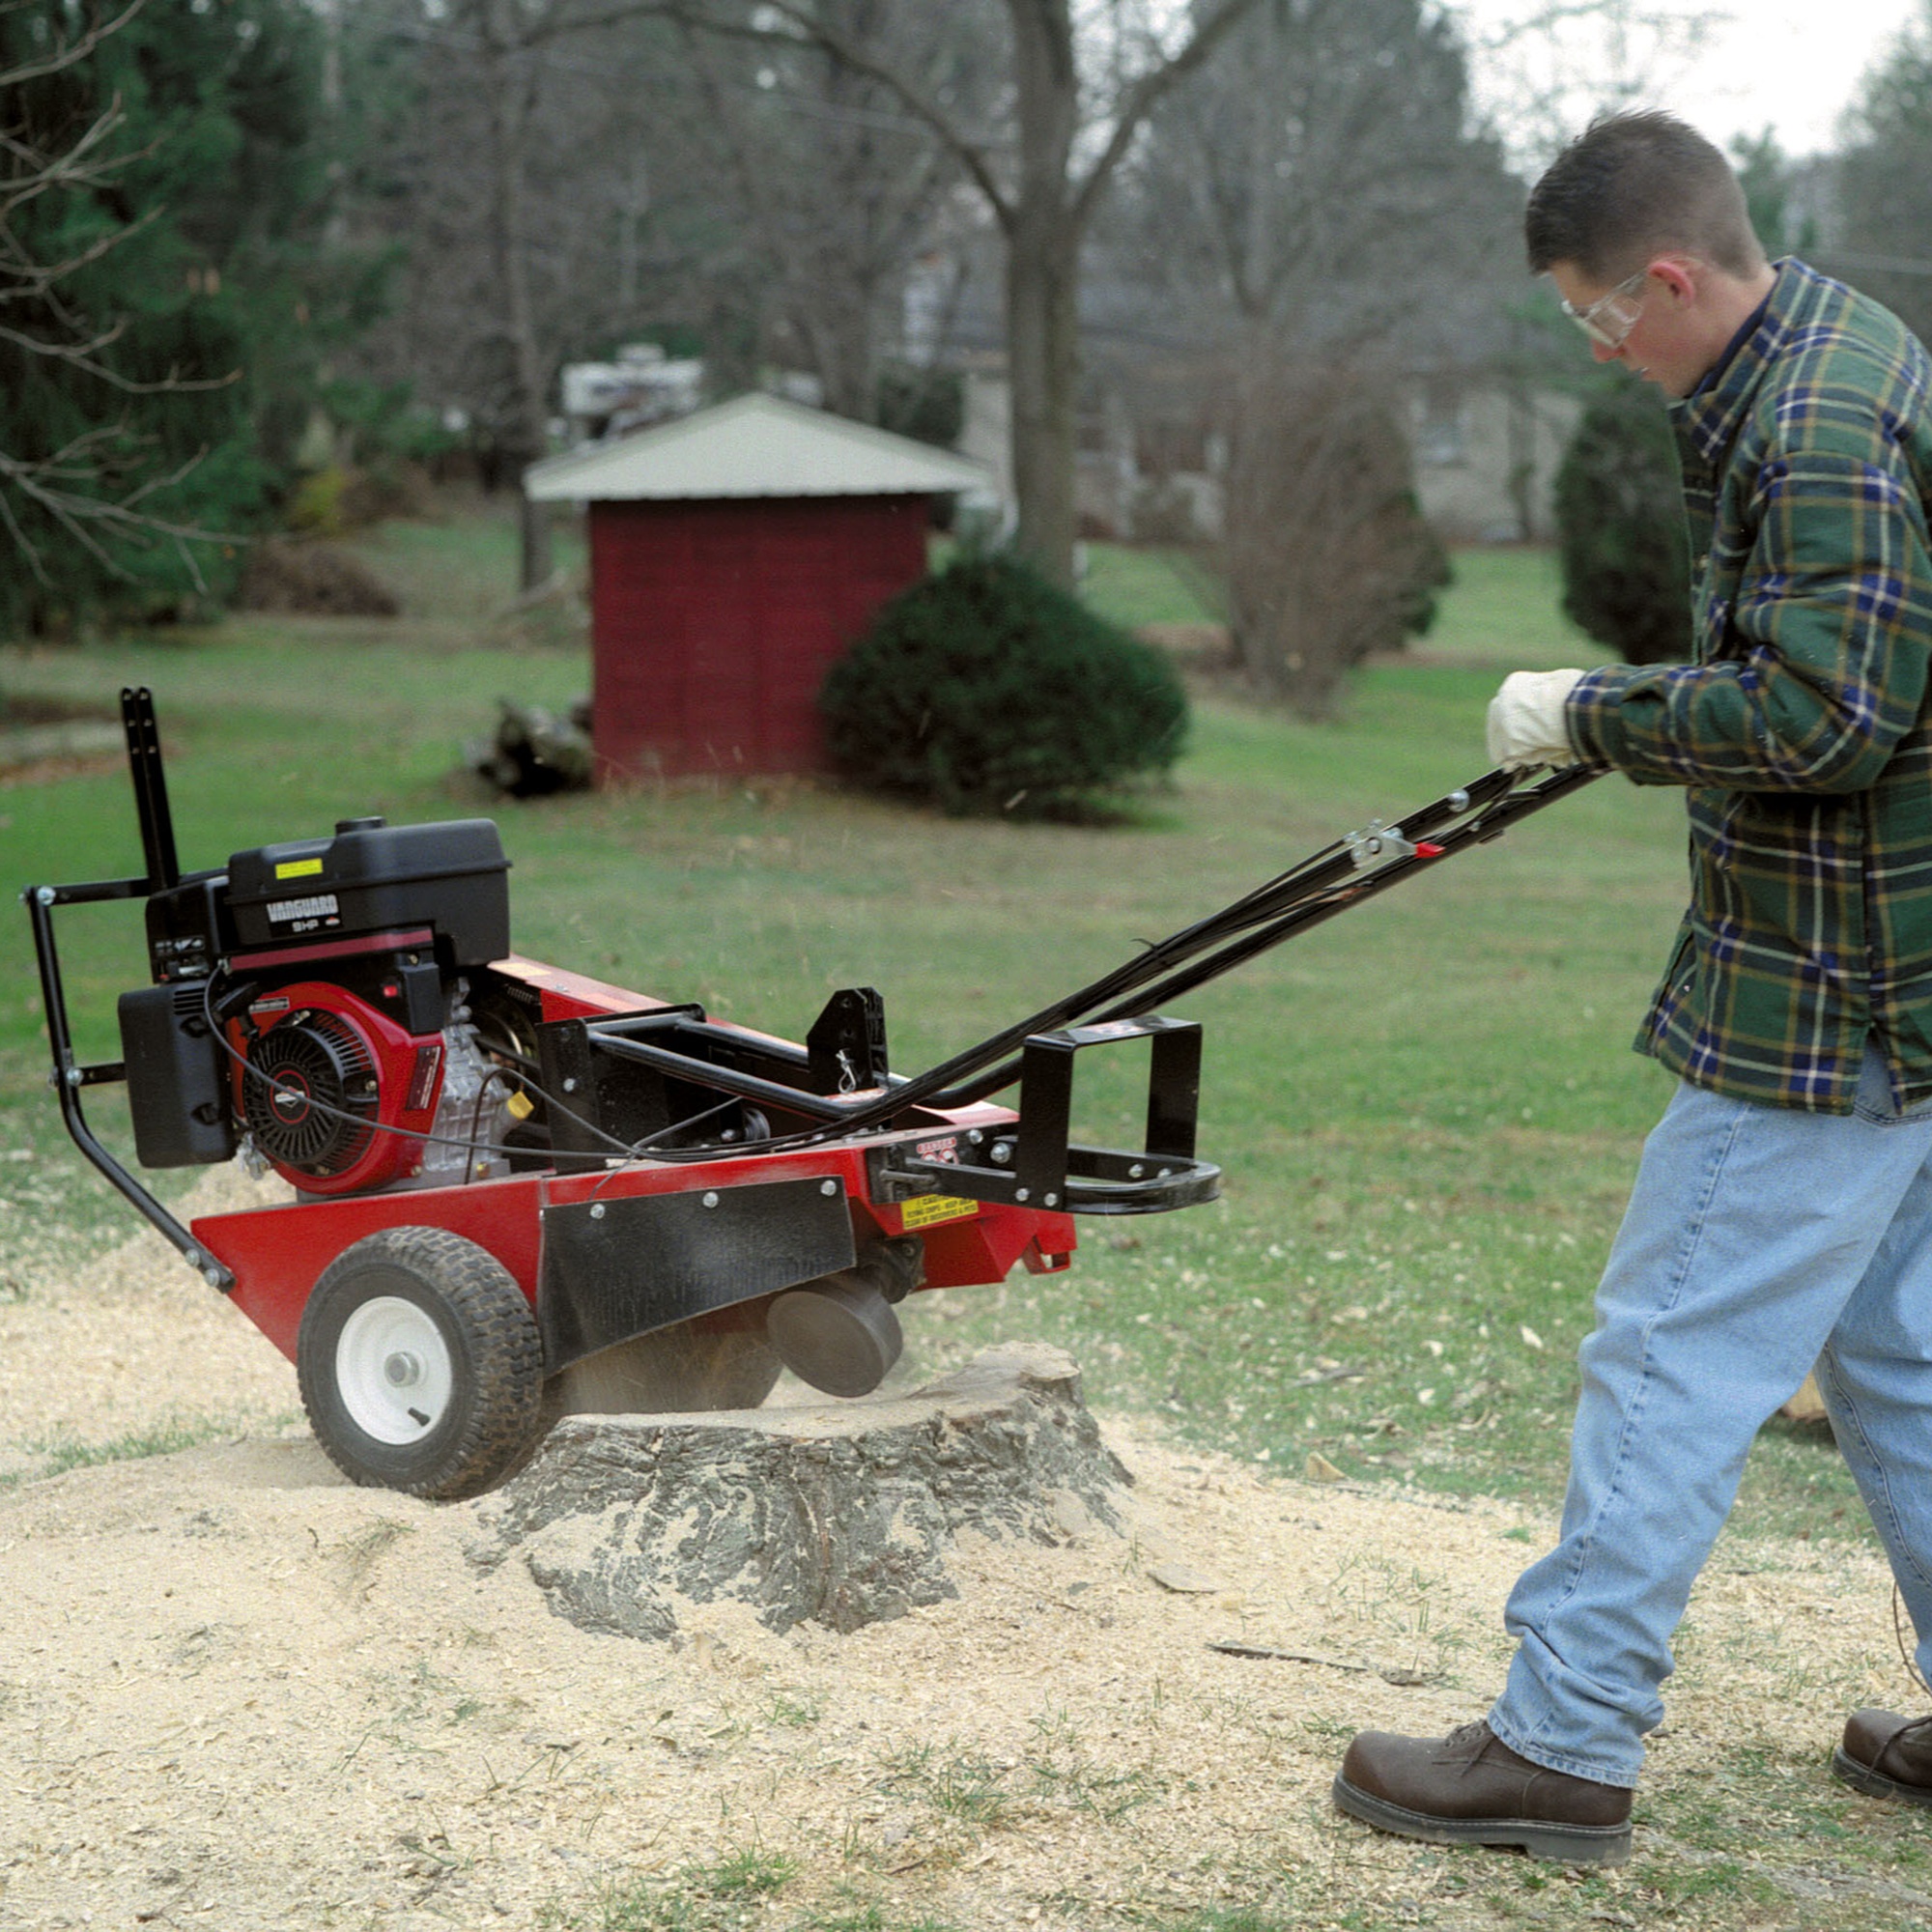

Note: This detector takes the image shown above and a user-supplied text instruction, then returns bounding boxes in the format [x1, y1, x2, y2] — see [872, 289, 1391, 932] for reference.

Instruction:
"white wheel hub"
[336, 1295, 455, 1444]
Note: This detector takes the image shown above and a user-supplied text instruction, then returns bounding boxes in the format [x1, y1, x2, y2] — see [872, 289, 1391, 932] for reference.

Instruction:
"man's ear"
[1647, 256, 1700, 304]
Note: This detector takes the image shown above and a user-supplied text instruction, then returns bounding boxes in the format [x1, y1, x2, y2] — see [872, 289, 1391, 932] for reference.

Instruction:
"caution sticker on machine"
[900, 1193, 977, 1230]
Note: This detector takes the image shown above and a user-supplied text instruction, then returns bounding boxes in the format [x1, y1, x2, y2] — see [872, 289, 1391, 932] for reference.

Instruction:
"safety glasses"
[1560, 270, 1651, 351]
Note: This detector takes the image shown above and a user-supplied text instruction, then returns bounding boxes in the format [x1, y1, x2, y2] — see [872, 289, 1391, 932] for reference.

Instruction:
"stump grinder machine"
[23, 690, 1593, 1499]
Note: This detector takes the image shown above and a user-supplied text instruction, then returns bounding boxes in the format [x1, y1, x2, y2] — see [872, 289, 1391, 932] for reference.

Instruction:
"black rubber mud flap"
[536, 1174, 857, 1374]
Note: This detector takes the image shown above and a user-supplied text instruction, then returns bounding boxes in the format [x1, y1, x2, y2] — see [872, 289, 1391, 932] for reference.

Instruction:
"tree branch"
[0, 436, 223, 587]
[1472, 1, 1722, 54]
[667, 0, 1015, 226]
[0, 0, 148, 90]
[514, 0, 675, 43]
[1070, 0, 1269, 230]
[0, 95, 133, 221]
[0, 0, 250, 604]
[0, 202, 157, 309]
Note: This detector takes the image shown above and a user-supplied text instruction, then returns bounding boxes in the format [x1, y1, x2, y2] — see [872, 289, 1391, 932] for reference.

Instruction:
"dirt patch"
[0, 700, 125, 786]
[0, 696, 118, 728]
[0, 1170, 1915, 1930]
[1137, 622, 1233, 667]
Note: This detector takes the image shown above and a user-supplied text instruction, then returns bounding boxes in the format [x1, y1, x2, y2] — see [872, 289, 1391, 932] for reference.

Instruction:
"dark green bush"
[819, 553, 1189, 817]
[1554, 384, 1691, 665]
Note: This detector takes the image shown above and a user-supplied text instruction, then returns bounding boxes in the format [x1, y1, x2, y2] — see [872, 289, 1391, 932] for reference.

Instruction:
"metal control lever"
[1346, 817, 1445, 870]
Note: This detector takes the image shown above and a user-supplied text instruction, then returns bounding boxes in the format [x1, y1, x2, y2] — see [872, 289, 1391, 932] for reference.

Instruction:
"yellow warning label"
[900, 1193, 976, 1231]
[274, 857, 325, 880]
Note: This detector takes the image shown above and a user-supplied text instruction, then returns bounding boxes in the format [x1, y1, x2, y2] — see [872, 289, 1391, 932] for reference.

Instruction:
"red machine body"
[34, 673, 1161, 1505]
[194, 954, 1075, 1365]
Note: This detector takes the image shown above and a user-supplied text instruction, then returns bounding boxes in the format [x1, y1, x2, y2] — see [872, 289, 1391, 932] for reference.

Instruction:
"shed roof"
[524, 391, 993, 502]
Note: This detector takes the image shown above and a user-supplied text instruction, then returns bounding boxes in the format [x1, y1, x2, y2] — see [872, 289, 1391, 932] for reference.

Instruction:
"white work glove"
[1486, 668, 1584, 771]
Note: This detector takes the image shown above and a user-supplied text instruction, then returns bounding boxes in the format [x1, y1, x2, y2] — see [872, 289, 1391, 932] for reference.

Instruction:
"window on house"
[1416, 384, 1468, 468]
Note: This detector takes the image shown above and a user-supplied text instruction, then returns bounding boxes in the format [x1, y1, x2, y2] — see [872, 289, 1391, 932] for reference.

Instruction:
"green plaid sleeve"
[1569, 377, 1932, 791]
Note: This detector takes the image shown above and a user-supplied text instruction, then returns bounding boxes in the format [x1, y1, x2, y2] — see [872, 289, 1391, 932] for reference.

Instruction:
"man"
[1332, 110, 1932, 1867]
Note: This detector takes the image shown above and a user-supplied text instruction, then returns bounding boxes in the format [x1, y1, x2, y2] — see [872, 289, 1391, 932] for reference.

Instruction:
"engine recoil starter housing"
[232, 980, 446, 1194]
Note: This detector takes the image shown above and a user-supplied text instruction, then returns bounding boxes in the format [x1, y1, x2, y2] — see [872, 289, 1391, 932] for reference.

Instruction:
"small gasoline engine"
[24, 690, 1592, 1502]
[127, 810, 522, 1197]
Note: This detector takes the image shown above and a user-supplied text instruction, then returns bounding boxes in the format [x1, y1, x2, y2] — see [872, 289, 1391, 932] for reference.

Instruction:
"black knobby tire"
[298, 1225, 544, 1501]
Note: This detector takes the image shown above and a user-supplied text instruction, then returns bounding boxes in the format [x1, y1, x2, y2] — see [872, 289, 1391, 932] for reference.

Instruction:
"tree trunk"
[517, 491, 554, 597]
[1003, 0, 1083, 587]
[1006, 202, 1083, 586]
[469, 1343, 1130, 1639]
[479, 1, 554, 594]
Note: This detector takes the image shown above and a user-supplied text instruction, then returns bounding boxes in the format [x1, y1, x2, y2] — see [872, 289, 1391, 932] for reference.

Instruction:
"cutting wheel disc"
[545, 1308, 782, 1418]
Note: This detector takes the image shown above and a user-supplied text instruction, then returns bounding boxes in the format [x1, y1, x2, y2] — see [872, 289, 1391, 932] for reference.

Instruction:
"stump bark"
[468, 1343, 1128, 1640]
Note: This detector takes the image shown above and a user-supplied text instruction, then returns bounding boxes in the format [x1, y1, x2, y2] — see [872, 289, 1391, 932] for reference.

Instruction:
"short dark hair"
[1524, 111, 1766, 280]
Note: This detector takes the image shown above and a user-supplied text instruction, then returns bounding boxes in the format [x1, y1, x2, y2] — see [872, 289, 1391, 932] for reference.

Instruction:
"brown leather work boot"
[1333, 1719, 1634, 1864]
[1833, 1709, 1932, 1806]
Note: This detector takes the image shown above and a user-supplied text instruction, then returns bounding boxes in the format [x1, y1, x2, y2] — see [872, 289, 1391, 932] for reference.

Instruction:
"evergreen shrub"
[1554, 384, 1691, 665]
[819, 553, 1189, 818]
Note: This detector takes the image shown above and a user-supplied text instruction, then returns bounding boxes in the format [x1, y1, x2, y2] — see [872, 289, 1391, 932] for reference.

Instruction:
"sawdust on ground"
[0, 1167, 1914, 1931]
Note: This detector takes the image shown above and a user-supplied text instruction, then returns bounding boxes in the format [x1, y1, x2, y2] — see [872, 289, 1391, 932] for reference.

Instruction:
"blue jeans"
[1488, 1043, 1932, 1787]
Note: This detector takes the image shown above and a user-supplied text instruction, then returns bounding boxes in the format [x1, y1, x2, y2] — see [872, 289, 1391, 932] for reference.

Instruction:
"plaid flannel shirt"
[1568, 258, 1932, 1113]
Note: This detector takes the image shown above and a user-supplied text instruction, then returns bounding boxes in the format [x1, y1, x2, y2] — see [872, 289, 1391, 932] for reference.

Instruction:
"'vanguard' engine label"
[266, 892, 341, 930]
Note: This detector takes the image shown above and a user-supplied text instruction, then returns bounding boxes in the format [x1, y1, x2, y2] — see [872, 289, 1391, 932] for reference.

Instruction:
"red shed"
[524, 392, 993, 781]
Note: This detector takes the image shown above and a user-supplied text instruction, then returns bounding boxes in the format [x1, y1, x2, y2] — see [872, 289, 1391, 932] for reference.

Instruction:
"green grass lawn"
[1080, 542, 1224, 630]
[0, 513, 1858, 1551]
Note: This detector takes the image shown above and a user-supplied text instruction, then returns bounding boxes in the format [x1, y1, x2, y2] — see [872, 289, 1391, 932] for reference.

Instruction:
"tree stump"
[468, 1343, 1129, 1640]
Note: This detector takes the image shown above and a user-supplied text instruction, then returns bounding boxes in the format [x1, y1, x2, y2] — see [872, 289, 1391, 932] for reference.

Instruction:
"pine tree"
[1553, 383, 1691, 667]
[0, 0, 379, 635]
[1837, 15, 1932, 349]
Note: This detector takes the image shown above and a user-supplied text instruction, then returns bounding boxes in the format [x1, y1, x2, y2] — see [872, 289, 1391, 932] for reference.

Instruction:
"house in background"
[938, 345, 1578, 551]
[1408, 377, 1581, 544]
[524, 392, 991, 782]
[899, 221, 1581, 550]
[558, 344, 705, 444]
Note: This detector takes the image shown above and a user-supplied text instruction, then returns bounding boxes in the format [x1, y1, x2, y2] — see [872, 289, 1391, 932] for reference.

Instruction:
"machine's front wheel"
[298, 1226, 543, 1500]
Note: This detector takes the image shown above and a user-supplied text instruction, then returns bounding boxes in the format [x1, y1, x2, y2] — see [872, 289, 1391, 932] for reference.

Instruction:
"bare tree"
[679, 6, 1001, 424]
[351, 0, 749, 592]
[470, 0, 561, 589]
[1089, 0, 1508, 704]
[658, 0, 1273, 584]
[1131, 0, 1518, 345]
[1459, 0, 1729, 177]
[1223, 354, 1448, 719]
